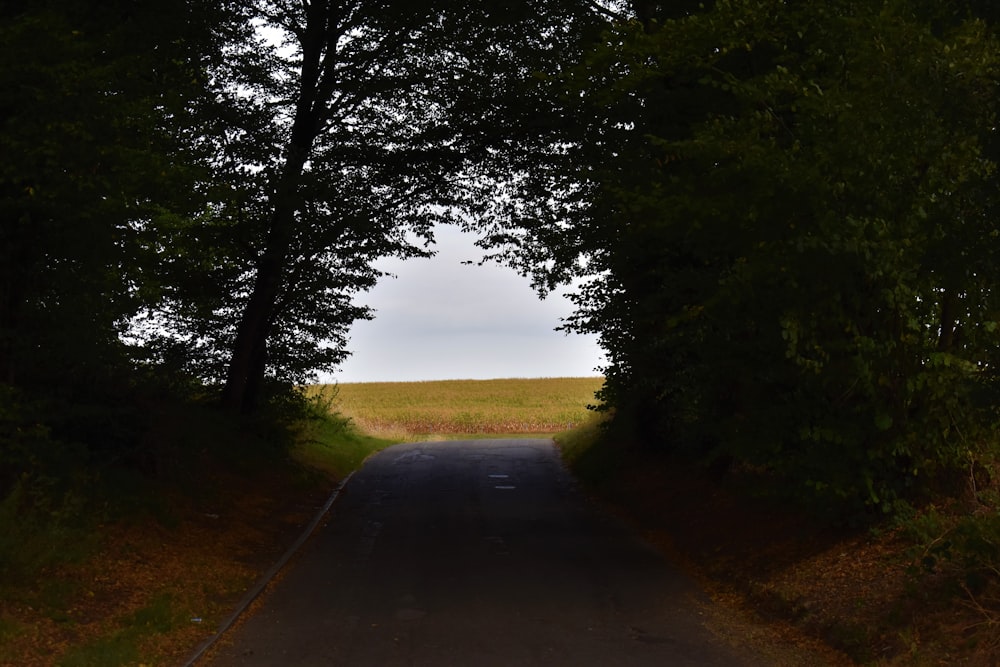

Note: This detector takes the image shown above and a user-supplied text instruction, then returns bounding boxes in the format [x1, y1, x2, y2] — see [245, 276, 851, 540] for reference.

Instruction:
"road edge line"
[182, 470, 356, 666]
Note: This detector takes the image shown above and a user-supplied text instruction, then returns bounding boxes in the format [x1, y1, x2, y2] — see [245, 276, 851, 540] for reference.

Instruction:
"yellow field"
[316, 377, 604, 437]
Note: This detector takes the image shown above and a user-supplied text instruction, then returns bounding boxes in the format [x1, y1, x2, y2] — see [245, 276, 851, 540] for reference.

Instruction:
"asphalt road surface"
[206, 439, 758, 666]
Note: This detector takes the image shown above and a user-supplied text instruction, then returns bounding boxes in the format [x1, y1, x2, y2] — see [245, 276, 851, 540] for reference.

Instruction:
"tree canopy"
[0, 0, 244, 391]
[117, 0, 603, 413]
[0, 0, 603, 488]
[6, 0, 1000, 516]
[478, 0, 1000, 513]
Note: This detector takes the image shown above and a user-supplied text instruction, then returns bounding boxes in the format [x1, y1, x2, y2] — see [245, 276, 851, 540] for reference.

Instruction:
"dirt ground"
[2, 444, 997, 666]
[0, 465, 334, 666]
[597, 452, 1000, 666]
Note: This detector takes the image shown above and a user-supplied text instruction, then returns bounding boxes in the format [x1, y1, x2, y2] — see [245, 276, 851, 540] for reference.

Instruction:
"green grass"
[553, 408, 606, 463]
[58, 593, 182, 667]
[60, 634, 140, 667]
[0, 617, 23, 664]
[292, 407, 400, 479]
[0, 482, 98, 592]
[5, 380, 606, 666]
[553, 409, 621, 489]
[314, 377, 604, 438]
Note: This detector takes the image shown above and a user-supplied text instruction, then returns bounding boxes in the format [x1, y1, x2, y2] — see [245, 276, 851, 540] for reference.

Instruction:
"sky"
[324, 225, 605, 384]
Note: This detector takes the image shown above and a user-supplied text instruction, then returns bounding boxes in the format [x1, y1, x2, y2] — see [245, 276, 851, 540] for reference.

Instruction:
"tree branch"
[584, 0, 630, 23]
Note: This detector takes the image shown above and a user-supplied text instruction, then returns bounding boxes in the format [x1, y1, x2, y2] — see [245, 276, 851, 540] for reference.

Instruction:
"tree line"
[4, 0, 1000, 515]
[0, 0, 597, 491]
[480, 0, 1000, 514]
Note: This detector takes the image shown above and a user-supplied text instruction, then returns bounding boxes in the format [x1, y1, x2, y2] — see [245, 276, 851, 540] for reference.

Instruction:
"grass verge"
[554, 416, 1000, 665]
[0, 400, 400, 666]
[1, 378, 601, 665]
[554, 409, 621, 490]
[292, 406, 400, 480]
[58, 593, 183, 667]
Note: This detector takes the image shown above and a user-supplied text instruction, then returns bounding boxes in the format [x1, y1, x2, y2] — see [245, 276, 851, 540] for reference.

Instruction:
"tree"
[162, 0, 605, 413]
[0, 1, 255, 492]
[478, 0, 1000, 512]
[0, 0, 246, 393]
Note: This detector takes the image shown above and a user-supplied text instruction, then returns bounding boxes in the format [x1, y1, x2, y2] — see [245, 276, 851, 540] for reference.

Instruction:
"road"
[205, 439, 759, 666]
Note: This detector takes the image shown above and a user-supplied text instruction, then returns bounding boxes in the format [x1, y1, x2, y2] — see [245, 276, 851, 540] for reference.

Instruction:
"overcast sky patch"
[325, 225, 605, 383]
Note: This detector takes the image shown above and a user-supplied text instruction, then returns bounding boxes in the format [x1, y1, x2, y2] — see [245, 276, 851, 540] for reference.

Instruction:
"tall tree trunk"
[220, 1, 333, 413]
[0, 220, 32, 386]
[937, 287, 959, 353]
[220, 181, 296, 413]
[220, 142, 314, 412]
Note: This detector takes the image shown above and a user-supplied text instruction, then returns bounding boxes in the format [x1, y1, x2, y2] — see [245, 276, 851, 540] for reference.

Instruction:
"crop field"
[314, 377, 604, 437]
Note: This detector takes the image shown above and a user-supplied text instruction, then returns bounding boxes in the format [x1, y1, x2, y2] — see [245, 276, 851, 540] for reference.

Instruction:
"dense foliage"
[6, 0, 1000, 519]
[480, 0, 1000, 514]
[0, 0, 602, 497]
[0, 0, 253, 493]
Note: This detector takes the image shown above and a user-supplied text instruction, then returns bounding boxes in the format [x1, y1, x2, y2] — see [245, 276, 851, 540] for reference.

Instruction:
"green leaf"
[875, 414, 893, 432]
